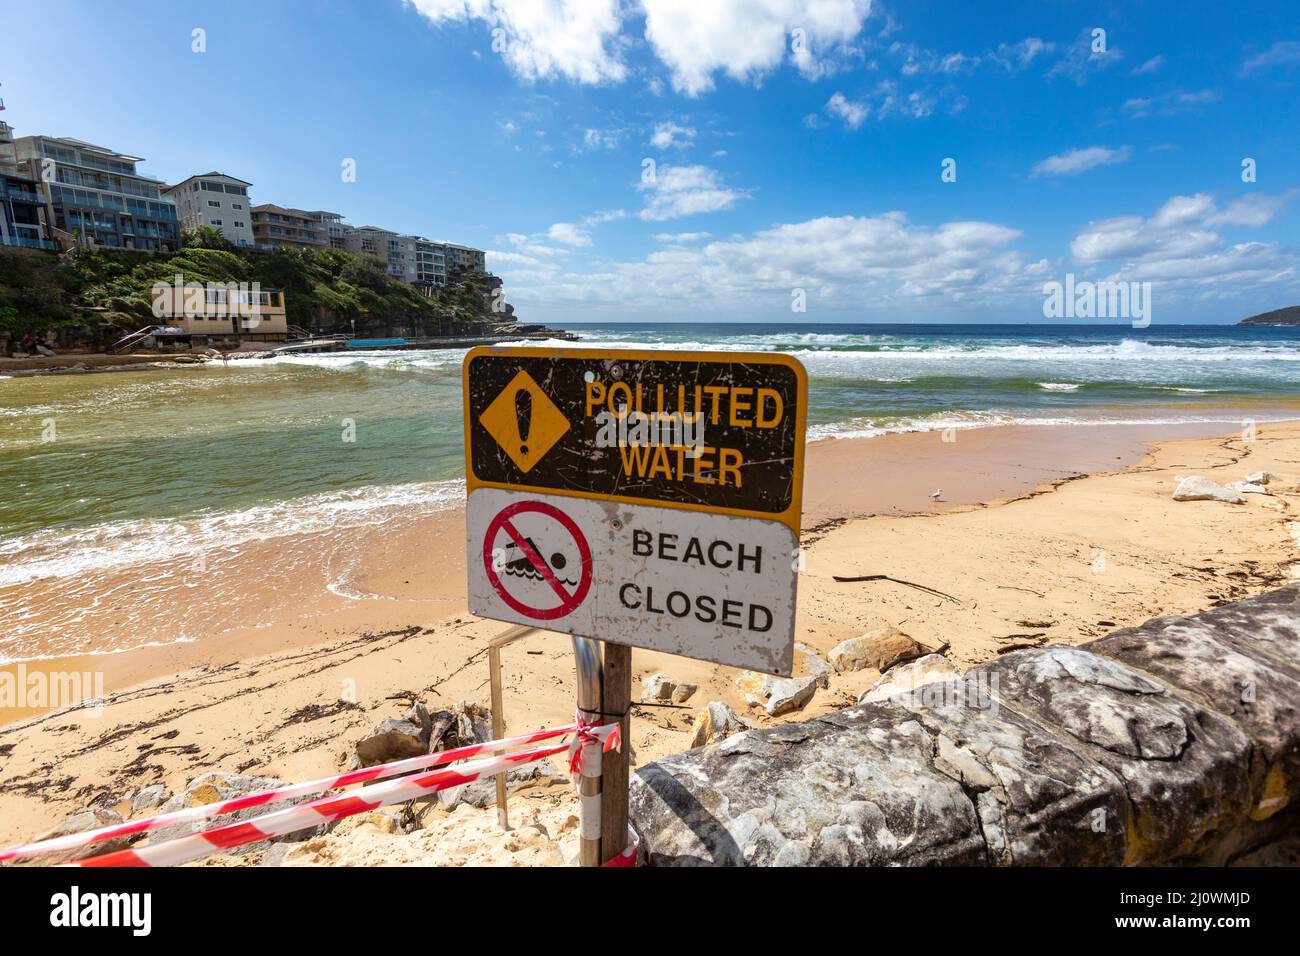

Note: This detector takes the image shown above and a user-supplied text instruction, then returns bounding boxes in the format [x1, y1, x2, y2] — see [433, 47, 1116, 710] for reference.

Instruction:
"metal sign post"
[463, 347, 807, 866]
[571, 635, 603, 867]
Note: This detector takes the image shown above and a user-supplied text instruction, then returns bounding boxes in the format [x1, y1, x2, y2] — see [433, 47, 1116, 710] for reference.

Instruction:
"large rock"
[794, 643, 832, 688]
[130, 784, 171, 816]
[978, 647, 1255, 864]
[630, 585, 1300, 866]
[830, 626, 927, 673]
[641, 673, 676, 702]
[354, 703, 434, 768]
[735, 671, 818, 717]
[1172, 476, 1245, 504]
[858, 653, 961, 704]
[148, 772, 326, 853]
[1086, 592, 1300, 825]
[885, 675, 1129, 865]
[687, 701, 750, 749]
[30, 808, 131, 864]
[452, 701, 492, 747]
[630, 713, 986, 865]
[1227, 481, 1271, 496]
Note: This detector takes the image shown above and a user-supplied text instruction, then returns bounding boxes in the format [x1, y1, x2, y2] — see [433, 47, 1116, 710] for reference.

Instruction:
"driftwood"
[832, 574, 963, 605]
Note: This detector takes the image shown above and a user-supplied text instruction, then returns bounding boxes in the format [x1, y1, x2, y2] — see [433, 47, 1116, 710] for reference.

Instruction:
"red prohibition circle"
[483, 500, 593, 620]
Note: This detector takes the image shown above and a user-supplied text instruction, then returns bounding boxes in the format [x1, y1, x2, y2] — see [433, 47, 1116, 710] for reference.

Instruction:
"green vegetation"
[0, 229, 513, 340]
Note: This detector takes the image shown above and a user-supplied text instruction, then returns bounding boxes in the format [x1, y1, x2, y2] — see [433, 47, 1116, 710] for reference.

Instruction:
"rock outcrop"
[629, 584, 1300, 866]
[1172, 476, 1244, 504]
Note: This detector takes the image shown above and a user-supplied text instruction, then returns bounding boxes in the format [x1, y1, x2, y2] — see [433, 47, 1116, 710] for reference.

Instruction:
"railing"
[110, 326, 156, 354]
[0, 235, 56, 250]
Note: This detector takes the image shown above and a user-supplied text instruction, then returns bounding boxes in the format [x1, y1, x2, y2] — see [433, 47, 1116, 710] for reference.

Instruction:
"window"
[208, 200, 221, 207]
[234, 221, 245, 228]
[211, 219, 223, 225]
[232, 203, 242, 210]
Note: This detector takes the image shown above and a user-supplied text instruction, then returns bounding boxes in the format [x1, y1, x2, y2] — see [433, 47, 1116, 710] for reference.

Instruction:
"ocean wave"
[0, 479, 464, 587]
[1037, 382, 1081, 391]
[522, 335, 1300, 363]
[807, 409, 1300, 441]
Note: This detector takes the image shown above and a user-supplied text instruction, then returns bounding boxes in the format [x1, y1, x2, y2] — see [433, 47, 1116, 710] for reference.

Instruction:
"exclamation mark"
[515, 387, 532, 457]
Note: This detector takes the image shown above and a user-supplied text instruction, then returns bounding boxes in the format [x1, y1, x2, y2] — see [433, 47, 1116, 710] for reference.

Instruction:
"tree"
[182, 226, 237, 252]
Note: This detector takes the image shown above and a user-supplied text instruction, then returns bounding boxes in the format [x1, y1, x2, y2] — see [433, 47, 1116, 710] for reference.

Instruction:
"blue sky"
[3, 0, 1298, 324]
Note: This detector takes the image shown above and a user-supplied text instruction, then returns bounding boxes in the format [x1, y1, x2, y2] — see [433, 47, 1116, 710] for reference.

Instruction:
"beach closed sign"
[463, 347, 807, 675]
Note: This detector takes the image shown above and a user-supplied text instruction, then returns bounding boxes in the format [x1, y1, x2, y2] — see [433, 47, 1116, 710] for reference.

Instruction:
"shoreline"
[2, 416, 1299, 846]
[3, 414, 1298, 680]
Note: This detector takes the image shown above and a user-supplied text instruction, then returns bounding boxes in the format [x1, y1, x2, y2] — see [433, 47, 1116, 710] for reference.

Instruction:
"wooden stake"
[488, 643, 508, 831]
[600, 641, 632, 864]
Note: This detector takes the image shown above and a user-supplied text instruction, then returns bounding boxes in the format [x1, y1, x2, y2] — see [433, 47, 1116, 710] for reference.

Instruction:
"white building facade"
[164, 173, 256, 248]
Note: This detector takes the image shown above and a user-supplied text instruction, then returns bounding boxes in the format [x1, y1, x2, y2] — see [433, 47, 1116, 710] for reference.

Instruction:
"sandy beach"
[2, 417, 1298, 856]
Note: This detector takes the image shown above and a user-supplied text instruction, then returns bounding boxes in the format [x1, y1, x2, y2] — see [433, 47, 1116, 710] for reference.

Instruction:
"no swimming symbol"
[482, 500, 592, 620]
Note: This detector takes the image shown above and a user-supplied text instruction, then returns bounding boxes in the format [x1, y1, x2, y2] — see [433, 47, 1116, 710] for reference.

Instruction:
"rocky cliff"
[1239, 305, 1300, 326]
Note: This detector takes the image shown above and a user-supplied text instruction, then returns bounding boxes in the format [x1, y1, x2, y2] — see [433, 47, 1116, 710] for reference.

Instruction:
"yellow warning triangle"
[478, 370, 570, 473]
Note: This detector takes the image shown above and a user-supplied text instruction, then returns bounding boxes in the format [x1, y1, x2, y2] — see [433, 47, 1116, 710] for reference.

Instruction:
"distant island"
[1239, 305, 1300, 326]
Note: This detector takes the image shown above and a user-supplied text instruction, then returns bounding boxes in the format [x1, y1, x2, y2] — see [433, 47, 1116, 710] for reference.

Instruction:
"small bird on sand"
[929, 489, 942, 500]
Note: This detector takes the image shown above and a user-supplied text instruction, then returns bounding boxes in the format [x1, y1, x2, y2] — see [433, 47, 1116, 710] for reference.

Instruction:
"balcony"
[0, 235, 57, 250]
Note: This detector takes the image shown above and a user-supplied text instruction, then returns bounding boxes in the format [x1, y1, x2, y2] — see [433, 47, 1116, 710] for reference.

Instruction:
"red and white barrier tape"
[0, 722, 606, 865]
[602, 827, 638, 867]
[71, 722, 621, 867]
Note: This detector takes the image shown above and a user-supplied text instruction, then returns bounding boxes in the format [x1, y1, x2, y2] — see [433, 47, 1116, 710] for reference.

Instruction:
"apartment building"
[413, 237, 447, 287]
[11, 135, 179, 252]
[248, 198, 486, 288]
[0, 110, 52, 250]
[313, 210, 351, 249]
[343, 225, 414, 280]
[444, 242, 486, 276]
[164, 173, 256, 247]
[250, 204, 329, 248]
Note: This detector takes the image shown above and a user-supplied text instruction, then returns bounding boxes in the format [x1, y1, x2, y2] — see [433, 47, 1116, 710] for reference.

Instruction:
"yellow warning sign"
[477, 370, 571, 473]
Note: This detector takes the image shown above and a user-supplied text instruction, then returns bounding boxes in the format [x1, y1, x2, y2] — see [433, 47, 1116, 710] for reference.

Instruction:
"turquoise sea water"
[1, 322, 1298, 640]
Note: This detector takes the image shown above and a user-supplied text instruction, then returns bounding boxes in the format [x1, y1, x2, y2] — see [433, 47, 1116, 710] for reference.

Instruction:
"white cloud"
[642, 0, 874, 95]
[581, 128, 622, 150]
[873, 81, 935, 119]
[652, 231, 713, 243]
[406, 0, 627, 84]
[1242, 40, 1300, 74]
[1132, 54, 1165, 75]
[487, 249, 553, 268]
[584, 209, 627, 225]
[408, 0, 874, 93]
[991, 37, 1054, 71]
[1047, 28, 1123, 85]
[547, 222, 592, 246]
[1068, 191, 1299, 292]
[497, 210, 1030, 312]
[895, 37, 1053, 76]
[649, 121, 697, 150]
[505, 232, 568, 257]
[638, 164, 746, 221]
[1123, 89, 1219, 118]
[825, 92, 868, 128]
[1030, 145, 1131, 178]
